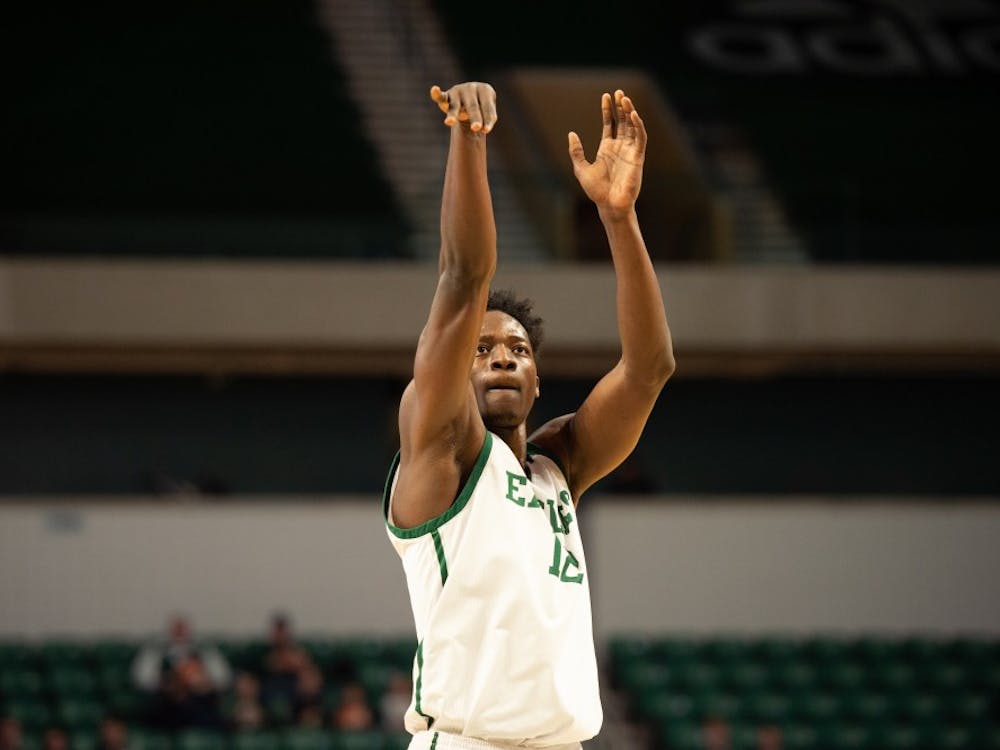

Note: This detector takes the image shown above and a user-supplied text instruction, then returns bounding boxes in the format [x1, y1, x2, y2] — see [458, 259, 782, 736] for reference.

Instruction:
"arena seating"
[0, 637, 415, 749]
[3, 635, 998, 749]
[2, 1, 407, 258]
[610, 635, 1000, 749]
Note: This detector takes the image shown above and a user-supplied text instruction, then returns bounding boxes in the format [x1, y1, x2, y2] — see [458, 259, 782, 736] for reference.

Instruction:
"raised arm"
[532, 90, 675, 499]
[394, 82, 498, 528]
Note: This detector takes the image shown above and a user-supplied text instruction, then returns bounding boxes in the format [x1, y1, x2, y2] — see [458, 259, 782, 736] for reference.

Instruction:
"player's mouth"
[486, 383, 520, 392]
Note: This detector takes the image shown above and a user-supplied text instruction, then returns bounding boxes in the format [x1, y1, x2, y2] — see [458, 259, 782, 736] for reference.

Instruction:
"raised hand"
[568, 90, 647, 217]
[430, 82, 498, 134]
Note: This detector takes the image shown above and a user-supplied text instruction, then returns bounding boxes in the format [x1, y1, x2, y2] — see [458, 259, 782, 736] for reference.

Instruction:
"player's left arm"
[530, 90, 675, 500]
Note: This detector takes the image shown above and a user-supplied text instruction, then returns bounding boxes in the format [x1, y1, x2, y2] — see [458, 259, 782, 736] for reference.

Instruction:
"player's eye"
[514, 345, 529, 355]
[476, 344, 489, 354]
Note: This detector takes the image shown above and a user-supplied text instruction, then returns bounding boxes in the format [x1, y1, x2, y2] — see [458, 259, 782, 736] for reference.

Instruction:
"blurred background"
[1, 0, 999, 749]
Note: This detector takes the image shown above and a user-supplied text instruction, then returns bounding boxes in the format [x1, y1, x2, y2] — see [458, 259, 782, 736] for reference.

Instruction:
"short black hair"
[487, 289, 544, 354]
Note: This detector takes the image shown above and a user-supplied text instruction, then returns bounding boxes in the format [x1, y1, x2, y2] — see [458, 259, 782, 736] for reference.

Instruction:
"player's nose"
[490, 345, 516, 369]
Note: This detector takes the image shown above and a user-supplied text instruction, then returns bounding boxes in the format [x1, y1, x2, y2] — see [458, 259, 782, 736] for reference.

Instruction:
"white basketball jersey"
[383, 432, 603, 747]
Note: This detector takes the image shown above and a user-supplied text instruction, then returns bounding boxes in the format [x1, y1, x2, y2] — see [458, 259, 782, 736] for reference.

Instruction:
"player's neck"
[490, 423, 528, 469]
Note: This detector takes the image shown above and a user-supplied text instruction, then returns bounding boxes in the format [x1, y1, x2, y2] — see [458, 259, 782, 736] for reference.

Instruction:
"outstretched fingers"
[568, 131, 588, 172]
[601, 92, 613, 140]
[430, 82, 498, 133]
[614, 89, 627, 137]
[630, 106, 647, 154]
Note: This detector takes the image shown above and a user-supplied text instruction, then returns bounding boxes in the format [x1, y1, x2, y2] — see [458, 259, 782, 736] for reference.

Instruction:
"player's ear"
[535, 375, 540, 399]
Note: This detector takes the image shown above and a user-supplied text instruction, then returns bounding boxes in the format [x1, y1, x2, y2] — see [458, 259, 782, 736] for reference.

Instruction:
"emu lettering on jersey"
[505, 471, 584, 584]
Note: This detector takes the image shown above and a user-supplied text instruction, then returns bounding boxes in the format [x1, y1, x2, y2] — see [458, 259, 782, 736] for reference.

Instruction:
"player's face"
[471, 310, 540, 430]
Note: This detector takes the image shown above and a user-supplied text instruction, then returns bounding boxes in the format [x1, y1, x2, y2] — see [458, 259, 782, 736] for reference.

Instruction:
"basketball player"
[383, 81, 674, 750]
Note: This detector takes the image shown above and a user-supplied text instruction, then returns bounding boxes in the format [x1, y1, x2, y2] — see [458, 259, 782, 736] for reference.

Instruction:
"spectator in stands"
[40, 728, 69, 750]
[228, 672, 265, 731]
[756, 725, 782, 750]
[97, 716, 129, 750]
[132, 614, 232, 693]
[702, 717, 732, 750]
[293, 665, 325, 728]
[0, 717, 23, 750]
[150, 653, 226, 729]
[332, 682, 374, 731]
[379, 671, 412, 733]
[262, 612, 313, 710]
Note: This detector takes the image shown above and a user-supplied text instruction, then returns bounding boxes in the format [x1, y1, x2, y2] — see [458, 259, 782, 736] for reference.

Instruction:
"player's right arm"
[393, 82, 498, 530]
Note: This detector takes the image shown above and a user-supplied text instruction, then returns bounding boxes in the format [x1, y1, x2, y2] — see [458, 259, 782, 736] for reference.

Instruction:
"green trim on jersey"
[431, 530, 449, 586]
[429, 733, 439, 750]
[415, 640, 434, 728]
[383, 432, 494, 539]
[527, 441, 569, 485]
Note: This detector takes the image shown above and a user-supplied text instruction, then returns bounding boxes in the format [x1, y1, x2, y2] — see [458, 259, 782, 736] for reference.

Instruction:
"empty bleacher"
[1, 1, 408, 258]
[611, 635, 1000, 749]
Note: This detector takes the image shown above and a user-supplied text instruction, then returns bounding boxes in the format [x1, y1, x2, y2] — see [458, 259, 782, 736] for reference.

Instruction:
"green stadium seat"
[947, 638, 1000, 665]
[850, 637, 899, 665]
[174, 731, 226, 750]
[129, 731, 173, 750]
[742, 692, 790, 723]
[721, 663, 769, 692]
[105, 690, 150, 721]
[619, 661, 675, 694]
[969, 725, 1000, 750]
[335, 639, 389, 666]
[660, 720, 702, 750]
[824, 662, 867, 692]
[968, 659, 1000, 690]
[383, 735, 411, 750]
[49, 667, 98, 697]
[98, 663, 132, 694]
[330, 732, 384, 750]
[700, 639, 751, 665]
[893, 692, 943, 723]
[386, 639, 419, 671]
[773, 662, 818, 692]
[655, 638, 700, 665]
[840, 692, 891, 722]
[693, 692, 743, 722]
[782, 725, 820, 750]
[803, 638, 850, 665]
[675, 663, 721, 692]
[282, 729, 332, 750]
[3, 700, 52, 732]
[730, 724, 760, 750]
[868, 724, 922, 750]
[944, 691, 990, 722]
[41, 642, 93, 668]
[0, 644, 38, 671]
[817, 723, 870, 750]
[70, 733, 98, 750]
[218, 641, 268, 672]
[0, 668, 44, 696]
[635, 690, 695, 724]
[265, 693, 296, 726]
[922, 724, 976, 750]
[92, 641, 138, 667]
[751, 637, 802, 665]
[871, 663, 917, 692]
[55, 699, 103, 731]
[301, 640, 339, 671]
[917, 662, 969, 691]
[898, 638, 944, 664]
[609, 637, 655, 670]
[232, 733, 282, 750]
[357, 662, 395, 703]
[790, 693, 842, 723]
